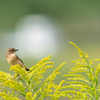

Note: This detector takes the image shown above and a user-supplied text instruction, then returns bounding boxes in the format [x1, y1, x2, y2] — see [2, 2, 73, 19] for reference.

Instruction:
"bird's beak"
[15, 49, 19, 51]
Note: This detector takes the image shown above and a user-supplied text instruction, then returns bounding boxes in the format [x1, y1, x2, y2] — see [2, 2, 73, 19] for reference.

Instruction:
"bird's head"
[6, 48, 18, 54]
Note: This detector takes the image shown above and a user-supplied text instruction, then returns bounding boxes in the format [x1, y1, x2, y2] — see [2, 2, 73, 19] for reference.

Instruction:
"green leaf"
[28, 80, 31, 85]
[20, 92, 26, 96]
[35, 93, 41, 99]
[32, 85, 40, 93]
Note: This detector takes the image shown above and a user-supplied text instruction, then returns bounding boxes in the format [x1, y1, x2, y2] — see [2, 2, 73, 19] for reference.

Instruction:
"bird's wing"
[15, 55, 24, 64]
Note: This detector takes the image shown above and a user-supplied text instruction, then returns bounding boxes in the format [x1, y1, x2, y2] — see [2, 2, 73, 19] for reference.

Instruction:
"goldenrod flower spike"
[0, 42, 100, 99]
[62, 41, 100, 99]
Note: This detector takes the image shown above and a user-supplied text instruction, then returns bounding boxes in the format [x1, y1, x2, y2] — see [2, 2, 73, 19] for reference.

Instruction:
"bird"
[5, 48, 30, 71]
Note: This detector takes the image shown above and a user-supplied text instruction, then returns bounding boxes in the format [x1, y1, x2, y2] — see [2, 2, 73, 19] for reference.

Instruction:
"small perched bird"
[5, 48, 30, 71]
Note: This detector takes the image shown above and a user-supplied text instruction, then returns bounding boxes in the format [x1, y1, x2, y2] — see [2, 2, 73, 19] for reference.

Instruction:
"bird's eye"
[12, 49, 14, 51]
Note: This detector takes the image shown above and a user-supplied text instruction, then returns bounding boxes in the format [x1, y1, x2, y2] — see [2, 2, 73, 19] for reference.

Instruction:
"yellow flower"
[26, 92, 33, 100]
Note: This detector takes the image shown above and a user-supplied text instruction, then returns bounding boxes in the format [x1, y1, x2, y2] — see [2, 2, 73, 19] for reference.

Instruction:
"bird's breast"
[6, 54, 24, 68]
[7, 54, 16, 66]
[7, 54, 18, 66]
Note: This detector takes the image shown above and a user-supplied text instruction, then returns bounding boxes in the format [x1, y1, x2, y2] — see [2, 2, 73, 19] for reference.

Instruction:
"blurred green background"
[0, 0, 100, 100]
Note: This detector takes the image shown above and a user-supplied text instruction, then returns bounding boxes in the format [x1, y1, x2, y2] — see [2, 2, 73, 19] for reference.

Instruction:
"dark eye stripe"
[12, 49, 14, 51]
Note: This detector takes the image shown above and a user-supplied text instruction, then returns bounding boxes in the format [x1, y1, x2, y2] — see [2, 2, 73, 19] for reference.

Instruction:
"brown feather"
[15, 55, 24, 64]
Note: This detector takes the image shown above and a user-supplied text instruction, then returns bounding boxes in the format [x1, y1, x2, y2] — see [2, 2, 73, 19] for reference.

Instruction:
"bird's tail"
[26, 68, 30, 71]
[24, 66, 30, 71]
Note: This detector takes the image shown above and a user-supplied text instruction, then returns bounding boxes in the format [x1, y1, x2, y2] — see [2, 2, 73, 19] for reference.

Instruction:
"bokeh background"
[0, 0, 100, 99]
